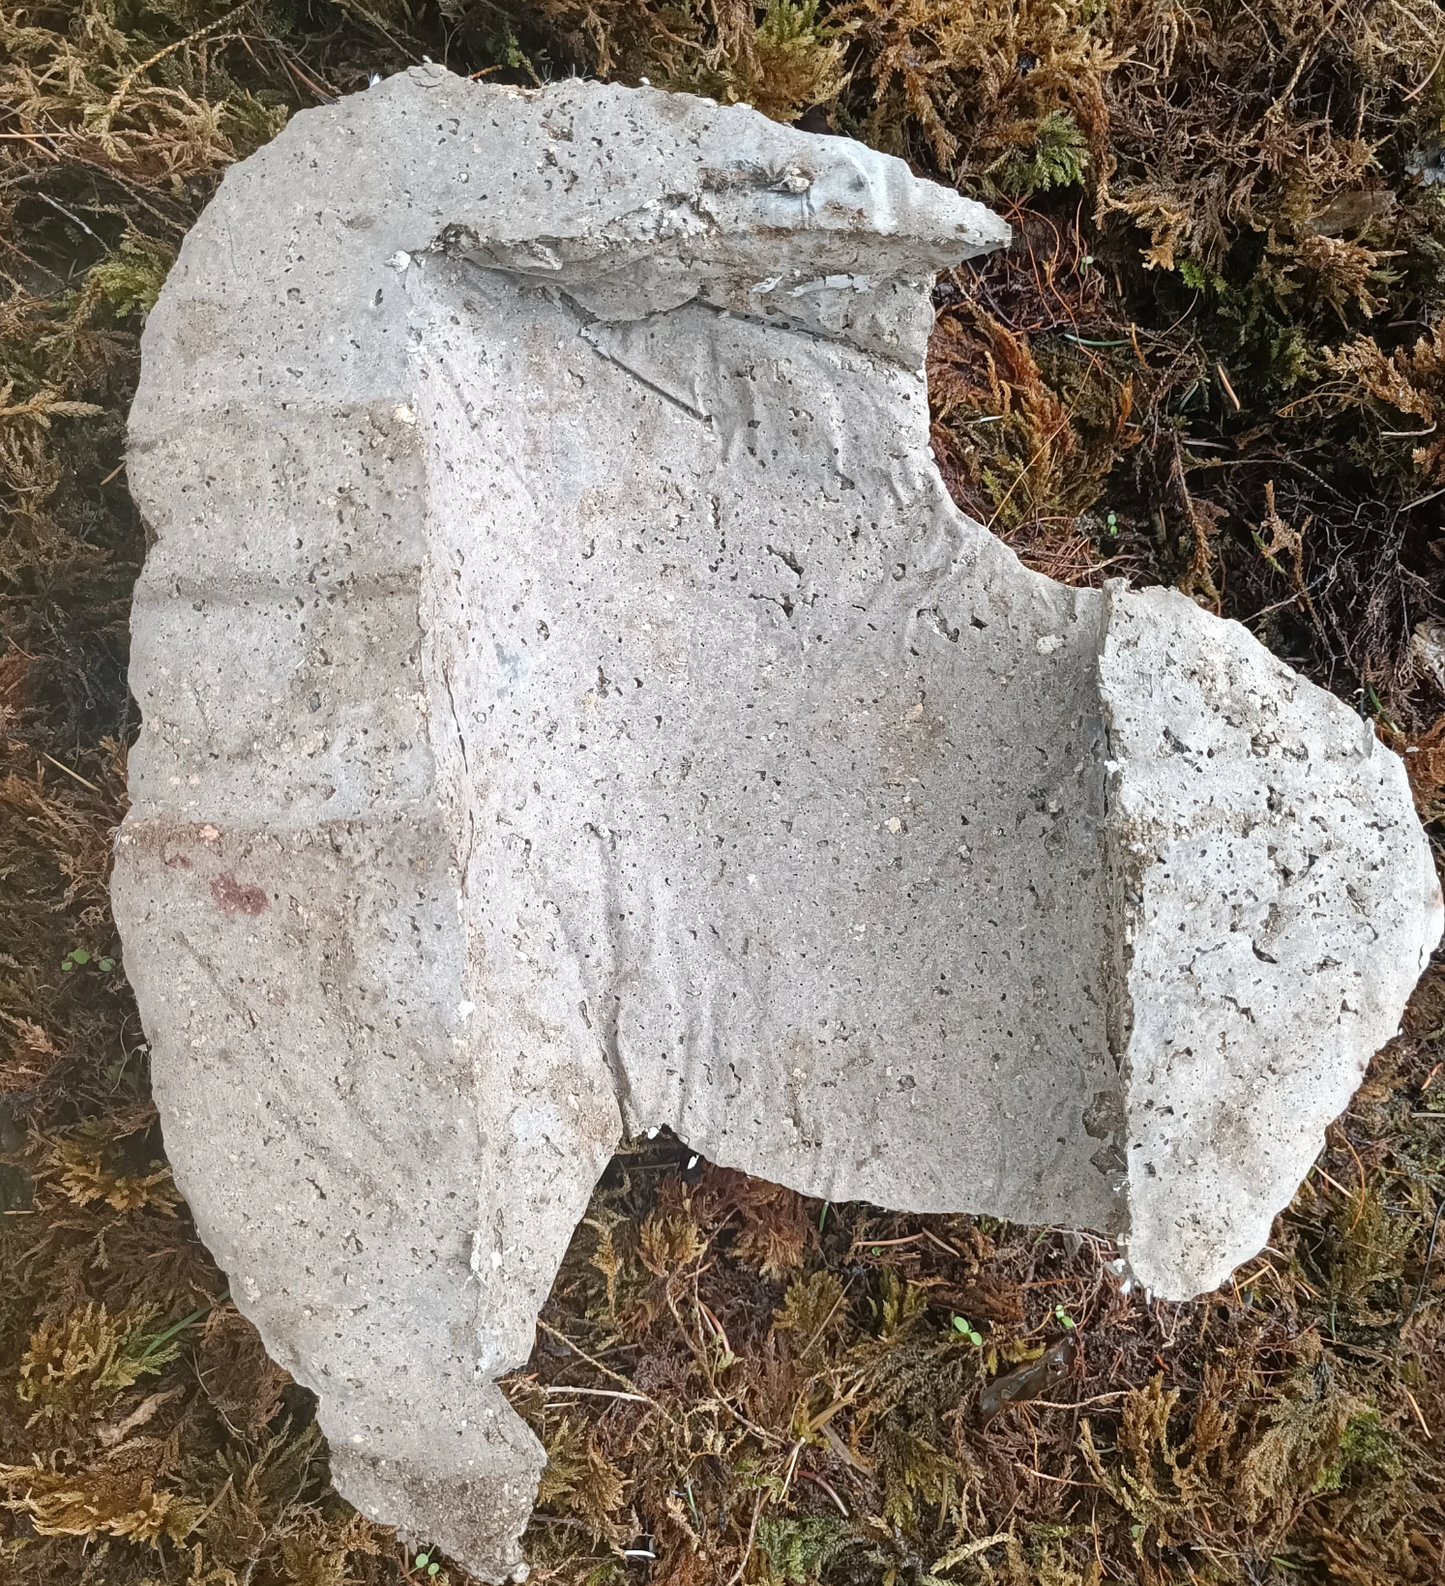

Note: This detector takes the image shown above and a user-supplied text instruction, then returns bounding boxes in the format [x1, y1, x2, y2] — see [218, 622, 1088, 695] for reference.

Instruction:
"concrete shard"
[1099, 585, 1442, 1297]
[112, 67, 1442, 1581]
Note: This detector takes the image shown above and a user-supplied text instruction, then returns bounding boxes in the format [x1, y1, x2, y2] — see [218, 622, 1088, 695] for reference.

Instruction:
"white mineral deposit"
[112, 67, 1443, 1580]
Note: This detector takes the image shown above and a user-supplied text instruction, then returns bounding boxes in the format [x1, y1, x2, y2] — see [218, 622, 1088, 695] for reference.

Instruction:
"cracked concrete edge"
[128, 65, 1009, 442]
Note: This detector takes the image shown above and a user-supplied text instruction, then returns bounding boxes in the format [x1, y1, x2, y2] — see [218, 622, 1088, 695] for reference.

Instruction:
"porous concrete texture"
[113, 67, 1443, 1580]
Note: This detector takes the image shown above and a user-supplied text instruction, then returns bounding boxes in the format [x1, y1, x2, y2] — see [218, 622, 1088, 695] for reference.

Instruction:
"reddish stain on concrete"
[211, 873, 268, 915]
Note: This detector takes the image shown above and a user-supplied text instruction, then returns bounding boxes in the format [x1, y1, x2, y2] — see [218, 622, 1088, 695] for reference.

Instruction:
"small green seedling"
[952, 1315, 983, 1345]
[1054, 1304, 1076, 1329]
[61, 947, 115, 973]
[1105, 511, 1118, 536]
[409, 1552, 441, 1578]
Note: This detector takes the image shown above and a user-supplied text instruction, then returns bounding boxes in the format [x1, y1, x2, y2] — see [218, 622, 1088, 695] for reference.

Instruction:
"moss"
[993, 109, 1091, 199]
[754, 1515, 848, 1584]
[1312, 1409, 1404, 1494]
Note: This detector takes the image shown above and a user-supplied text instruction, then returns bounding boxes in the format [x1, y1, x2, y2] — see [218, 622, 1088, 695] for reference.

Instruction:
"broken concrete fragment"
[113, 68, 1443, 1581]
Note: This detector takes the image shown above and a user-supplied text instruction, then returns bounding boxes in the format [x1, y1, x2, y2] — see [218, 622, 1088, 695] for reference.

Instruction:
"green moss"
[755, 1515, 848, 1584]
[994, 109, 1091, 197]
[1313, 1410, 1404, 1494]
[72, 235, 174, 323]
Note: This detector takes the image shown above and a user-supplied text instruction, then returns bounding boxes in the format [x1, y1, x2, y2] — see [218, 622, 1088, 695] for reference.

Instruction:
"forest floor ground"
[3, 2, 1445, 1583]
